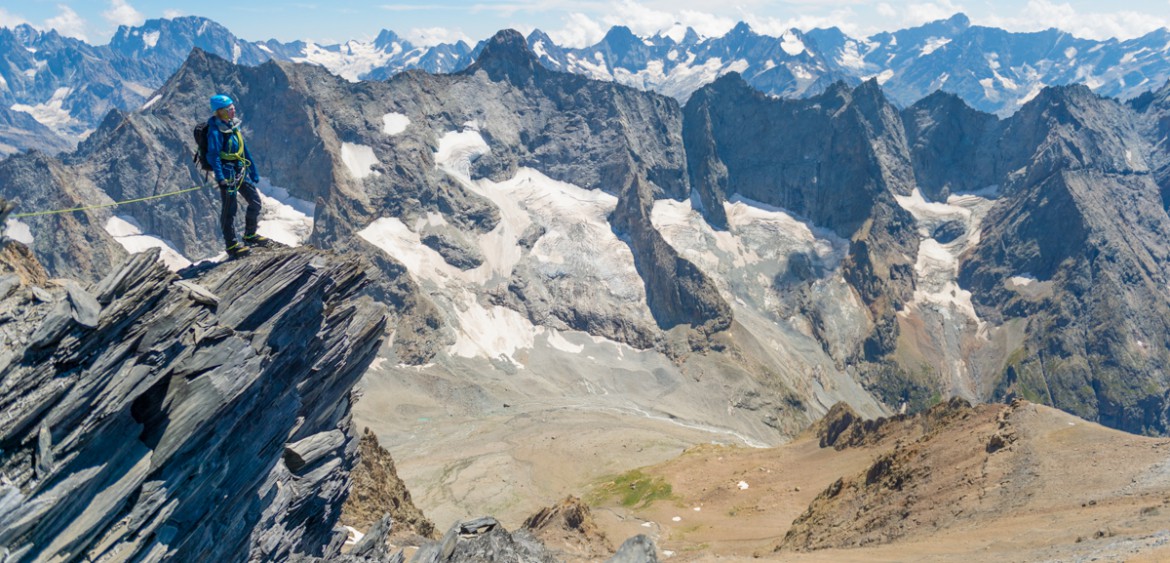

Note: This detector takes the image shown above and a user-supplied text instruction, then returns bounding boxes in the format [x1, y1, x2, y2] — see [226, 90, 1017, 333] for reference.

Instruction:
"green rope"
[10, 184, 208, 219]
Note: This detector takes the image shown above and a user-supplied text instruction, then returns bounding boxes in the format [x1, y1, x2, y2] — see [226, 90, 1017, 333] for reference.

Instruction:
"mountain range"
[5, 14, 1170, 155]
[5, 15, 1170, 561]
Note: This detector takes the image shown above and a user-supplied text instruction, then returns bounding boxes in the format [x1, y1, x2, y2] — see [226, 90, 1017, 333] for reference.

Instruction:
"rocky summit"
[0, 205, 388, 561]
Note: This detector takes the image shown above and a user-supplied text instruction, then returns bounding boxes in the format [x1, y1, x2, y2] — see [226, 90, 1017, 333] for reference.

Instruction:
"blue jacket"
[206, 116, 259, 184]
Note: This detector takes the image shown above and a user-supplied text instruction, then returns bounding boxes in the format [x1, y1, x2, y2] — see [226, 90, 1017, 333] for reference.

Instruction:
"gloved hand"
[218, 179, 237, 194]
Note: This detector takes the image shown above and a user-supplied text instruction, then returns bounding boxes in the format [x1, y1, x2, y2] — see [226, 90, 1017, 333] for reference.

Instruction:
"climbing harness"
[217, 125, 252, 195]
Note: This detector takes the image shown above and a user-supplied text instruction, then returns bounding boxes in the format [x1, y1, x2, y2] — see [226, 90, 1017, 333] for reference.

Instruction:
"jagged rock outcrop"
[341, 428, 436, 542]
[522, 496, 613, 561]
[411, 517, 558, 563]
[0, 221, 388, 561]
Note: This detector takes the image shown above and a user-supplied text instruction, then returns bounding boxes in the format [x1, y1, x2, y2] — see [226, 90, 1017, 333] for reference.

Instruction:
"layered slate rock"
[0, 234, 388, 561]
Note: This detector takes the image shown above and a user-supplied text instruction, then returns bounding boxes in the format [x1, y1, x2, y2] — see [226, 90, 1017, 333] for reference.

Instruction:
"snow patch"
[894, 189, 999, 397]
[340, 142, 381, 180]
[780, 31, 805, 56]
[1009, 274, 1037, 286]
[1017, 82, 1046, 105]
[255, 178, 315, 246]
[382, 112, 410, 136]
[448, 291, 537, 367]
[141, 95, 162, 110]
[727, 59, 749, 74]
[837, 41, 866, 70]
[10, 87, 80, 133]
[993, 69, 1018, 90]
[143, 30, 160, 49]
[435, 129, 490, 176]
[532, 40, 547, 59]
[1064, 47, 1077, 59]
[359, 217, 451, 284]
[545, 328, 586, 354]
[979, 78, 999, 100]
[920, 37, 950, 56]
[4, 219, 33, 245]
[104, 216, 191, 271]
[293, 40, 397, 82]
[343, 526, 364, 546]
[566, 52, 612, 80]
[232, 44, 241, 64]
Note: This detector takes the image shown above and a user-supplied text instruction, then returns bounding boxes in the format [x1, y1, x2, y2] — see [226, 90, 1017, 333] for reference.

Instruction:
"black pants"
[219, 181, 262, 247]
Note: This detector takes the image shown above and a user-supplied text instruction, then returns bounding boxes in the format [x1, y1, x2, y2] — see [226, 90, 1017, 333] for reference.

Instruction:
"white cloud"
[46, 5, 88, 41]
[548, 12, 606, 48]
[877, 3, 897, 18]
[747, 8, 861, 37]
[104, 0, 145, 28]
[405, 26, 472, 47]
[901, 0, 965, 27]
[673, 8, 737, 38]
[979, 0, 1168, 40]
[591, 0, 735, 38]
[163, 9, 184, 19]
[0, 8, 30, 28]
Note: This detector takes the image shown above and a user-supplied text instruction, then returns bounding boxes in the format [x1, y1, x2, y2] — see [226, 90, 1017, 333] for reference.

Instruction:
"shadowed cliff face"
[956, 86, 1170, 434]
[682, 73, 919, 400]
[0, 223, 388, 561]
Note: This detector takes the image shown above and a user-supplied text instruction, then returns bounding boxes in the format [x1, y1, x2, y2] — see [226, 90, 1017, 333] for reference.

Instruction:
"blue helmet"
[210, 94, 234, 111]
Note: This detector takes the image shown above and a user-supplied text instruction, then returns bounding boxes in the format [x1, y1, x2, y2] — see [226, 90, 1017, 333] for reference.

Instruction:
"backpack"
[193, 121, 212, 172]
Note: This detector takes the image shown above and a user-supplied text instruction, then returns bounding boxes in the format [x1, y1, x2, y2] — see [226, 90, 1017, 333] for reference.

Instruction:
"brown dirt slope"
[586, 399, 1170, 562]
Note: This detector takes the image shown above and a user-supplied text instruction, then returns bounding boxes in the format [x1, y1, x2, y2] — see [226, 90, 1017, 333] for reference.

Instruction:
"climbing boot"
[243, 234, 274, 248]
[226, 242, 251, 258]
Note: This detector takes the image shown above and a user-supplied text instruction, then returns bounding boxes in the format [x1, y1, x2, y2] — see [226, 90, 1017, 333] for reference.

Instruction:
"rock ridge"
[0, 223, 389, 561]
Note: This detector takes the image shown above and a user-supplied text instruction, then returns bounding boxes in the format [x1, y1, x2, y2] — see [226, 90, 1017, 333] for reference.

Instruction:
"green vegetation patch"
[588, 469, 674, 508]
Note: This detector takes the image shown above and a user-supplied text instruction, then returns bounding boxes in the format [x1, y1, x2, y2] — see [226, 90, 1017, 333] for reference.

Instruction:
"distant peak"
[947, 13, 971, 28]
[603, 25, 638, 43]
[729, 21, 754, 35]
[374, 29, 400, 49]
[526, 28, 553, 42]
[465, 29, 542, 83]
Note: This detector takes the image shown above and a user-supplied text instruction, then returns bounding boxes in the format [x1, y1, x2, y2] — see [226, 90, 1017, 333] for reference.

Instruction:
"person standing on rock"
[207, 94, 271, 257]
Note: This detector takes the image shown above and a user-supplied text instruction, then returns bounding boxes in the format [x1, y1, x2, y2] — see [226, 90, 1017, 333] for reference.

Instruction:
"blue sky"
[3, 1, 1170, 47]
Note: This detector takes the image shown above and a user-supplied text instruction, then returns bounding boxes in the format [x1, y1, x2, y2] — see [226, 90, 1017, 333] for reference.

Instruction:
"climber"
[206, 94, 271, 257]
